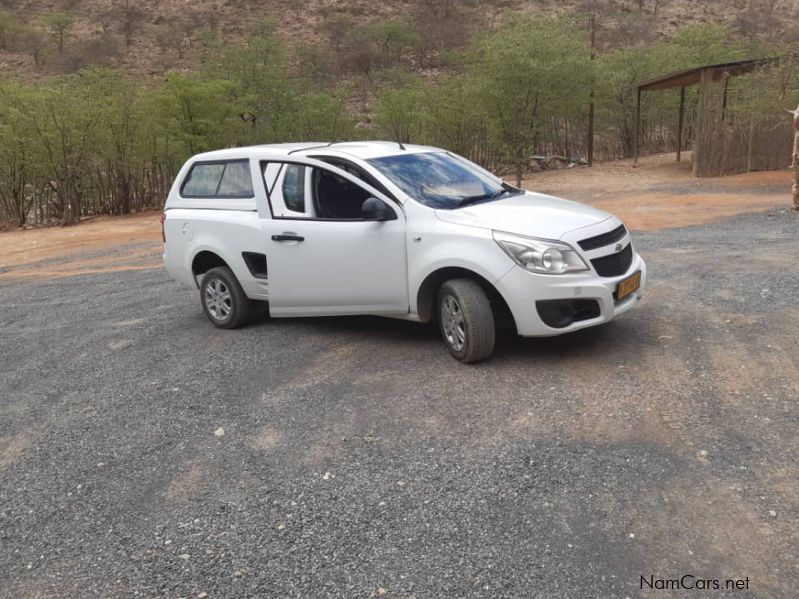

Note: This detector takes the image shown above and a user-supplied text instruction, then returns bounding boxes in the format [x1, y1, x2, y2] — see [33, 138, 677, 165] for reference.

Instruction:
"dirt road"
[528, 152, 793, 231]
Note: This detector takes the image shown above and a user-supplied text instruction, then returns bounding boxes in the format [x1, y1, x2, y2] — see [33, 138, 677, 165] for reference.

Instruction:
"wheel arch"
[415, 266, 516, 331]
[191, 250, 230, 285]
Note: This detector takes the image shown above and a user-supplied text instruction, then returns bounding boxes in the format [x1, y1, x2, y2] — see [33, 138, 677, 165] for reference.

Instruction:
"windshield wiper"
[457, 188, 510, 208]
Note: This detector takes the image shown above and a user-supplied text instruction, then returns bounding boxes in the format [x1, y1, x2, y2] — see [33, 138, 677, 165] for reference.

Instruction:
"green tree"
[155, 73, 237, 155]
[471, 17, 592, 185]
[295, 42, 334, 86]
[107, 0, 145, 47]
[421, 74, 487, 162]
[41, 11, 74, 54]
[293, 88, 355, 141]
[21, 73, 105, 222]
[0, 9, 19, 50]
[193, 27, 220, 64]
[82, 68, 146, 214]
[360, 18, 421, 61]
[669, 24, 747, 68]
[18, 26, 49, 68]
[595, 46, 670, 157]
[0, 81, 41, 226]
[206, 33, 295, 143]
[375, 84, 423, 143]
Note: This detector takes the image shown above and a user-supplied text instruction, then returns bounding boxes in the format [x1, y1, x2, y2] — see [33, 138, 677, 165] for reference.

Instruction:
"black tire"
[437, 278, 496, 363]
[200, 266, 253, 329]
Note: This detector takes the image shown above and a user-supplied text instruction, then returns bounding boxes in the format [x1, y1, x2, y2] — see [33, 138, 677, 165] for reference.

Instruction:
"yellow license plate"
[617, 271, 641, 301]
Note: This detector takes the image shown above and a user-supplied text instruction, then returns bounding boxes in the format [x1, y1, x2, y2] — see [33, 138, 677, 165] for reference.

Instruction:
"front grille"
[591, 243, 633, 277]
[578, 224, 627, 251]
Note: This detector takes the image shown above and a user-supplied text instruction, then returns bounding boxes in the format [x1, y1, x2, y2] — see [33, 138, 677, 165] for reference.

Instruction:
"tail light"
[160, 211, 166, 242]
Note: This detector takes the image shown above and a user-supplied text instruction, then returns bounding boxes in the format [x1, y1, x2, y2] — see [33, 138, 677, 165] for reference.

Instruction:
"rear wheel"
[200, 266, 252, 329]
[437, 279, 495, 363]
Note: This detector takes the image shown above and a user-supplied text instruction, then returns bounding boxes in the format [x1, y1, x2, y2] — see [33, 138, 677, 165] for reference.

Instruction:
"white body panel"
[434, 192, 612, 238]
[263, 218, 408, 316]
[163, 208, 268, 300]
[163, 142, 647, 338]
[497, 253, 646, 336]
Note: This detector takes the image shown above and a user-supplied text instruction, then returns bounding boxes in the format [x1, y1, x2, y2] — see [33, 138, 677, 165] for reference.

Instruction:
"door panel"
[260, 159, 408, 316]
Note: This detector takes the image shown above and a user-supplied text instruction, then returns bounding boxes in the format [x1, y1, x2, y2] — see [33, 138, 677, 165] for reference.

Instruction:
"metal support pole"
[634, 87, 641, 165]
[677, 86, 685, 162]
[587, 12, 596, 167]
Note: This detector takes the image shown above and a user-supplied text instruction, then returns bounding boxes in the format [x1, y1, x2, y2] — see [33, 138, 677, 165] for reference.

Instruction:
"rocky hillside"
[1, 0, 797, 79]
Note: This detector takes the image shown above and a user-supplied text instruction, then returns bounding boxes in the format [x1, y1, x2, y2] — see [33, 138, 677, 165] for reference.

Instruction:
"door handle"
[271, 234, 305, 242]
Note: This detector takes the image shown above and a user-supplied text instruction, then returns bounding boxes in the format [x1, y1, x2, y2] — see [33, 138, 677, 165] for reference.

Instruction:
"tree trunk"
[118, 172, 132, 214]
[14, 189, 26, 228]
[514, 161, 523, 188]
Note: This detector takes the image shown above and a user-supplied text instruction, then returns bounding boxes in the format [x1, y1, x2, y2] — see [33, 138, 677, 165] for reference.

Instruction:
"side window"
[264, 163, 310, 217]
[181, 160, 254, 198]
[263, 161, 388, 221]
[181, 163, 224, 197]
[311, 156, 395, 201]
[282, 165, 306, 213]
[217, 162, 254, 197]
[312, 168, 371, 220]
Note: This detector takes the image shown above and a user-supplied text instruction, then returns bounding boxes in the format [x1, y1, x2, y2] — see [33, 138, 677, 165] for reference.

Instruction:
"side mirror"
[361, 197, 396, 221]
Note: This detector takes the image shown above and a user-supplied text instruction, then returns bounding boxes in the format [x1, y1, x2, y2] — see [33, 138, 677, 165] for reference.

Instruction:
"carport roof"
[635, 58, 777, 92]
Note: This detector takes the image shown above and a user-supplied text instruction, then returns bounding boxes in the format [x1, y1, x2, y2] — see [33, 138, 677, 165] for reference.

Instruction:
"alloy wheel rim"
[205, 278, 232, 320]
[440, 295, 466, 351]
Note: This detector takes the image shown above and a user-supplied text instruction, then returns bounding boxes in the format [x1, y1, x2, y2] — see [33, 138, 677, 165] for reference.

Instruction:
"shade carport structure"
[633, 58, 779, 174]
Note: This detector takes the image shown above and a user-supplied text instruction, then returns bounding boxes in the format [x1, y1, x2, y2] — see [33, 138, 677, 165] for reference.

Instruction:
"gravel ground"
[1, 210, 797, 598]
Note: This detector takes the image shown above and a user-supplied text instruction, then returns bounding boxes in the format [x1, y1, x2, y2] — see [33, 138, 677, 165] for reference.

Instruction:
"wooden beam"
[721, 75, 729, 122]
[792, 105, 799, 210]
[677, 86, 685, 162]
[634, 87, 641, 165]
[693, 69, 708, 177]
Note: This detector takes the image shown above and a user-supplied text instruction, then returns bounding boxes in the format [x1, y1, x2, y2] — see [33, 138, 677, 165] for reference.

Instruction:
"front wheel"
[437, 279, 496, 363]
[200, 266, 253, 329]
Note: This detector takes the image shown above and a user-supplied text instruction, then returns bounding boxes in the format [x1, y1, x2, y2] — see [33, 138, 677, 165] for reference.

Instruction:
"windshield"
[367, 152, 518, 209]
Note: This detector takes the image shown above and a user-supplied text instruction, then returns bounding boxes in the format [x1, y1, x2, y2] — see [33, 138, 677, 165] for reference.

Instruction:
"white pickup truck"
[162, 142, 645, 362]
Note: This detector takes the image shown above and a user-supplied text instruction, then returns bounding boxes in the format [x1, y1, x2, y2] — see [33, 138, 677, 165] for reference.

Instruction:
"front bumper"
[496, 251, 646, 337]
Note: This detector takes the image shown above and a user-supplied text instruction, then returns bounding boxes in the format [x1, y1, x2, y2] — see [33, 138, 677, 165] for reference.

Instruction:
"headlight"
[493, 231, 588, 274]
